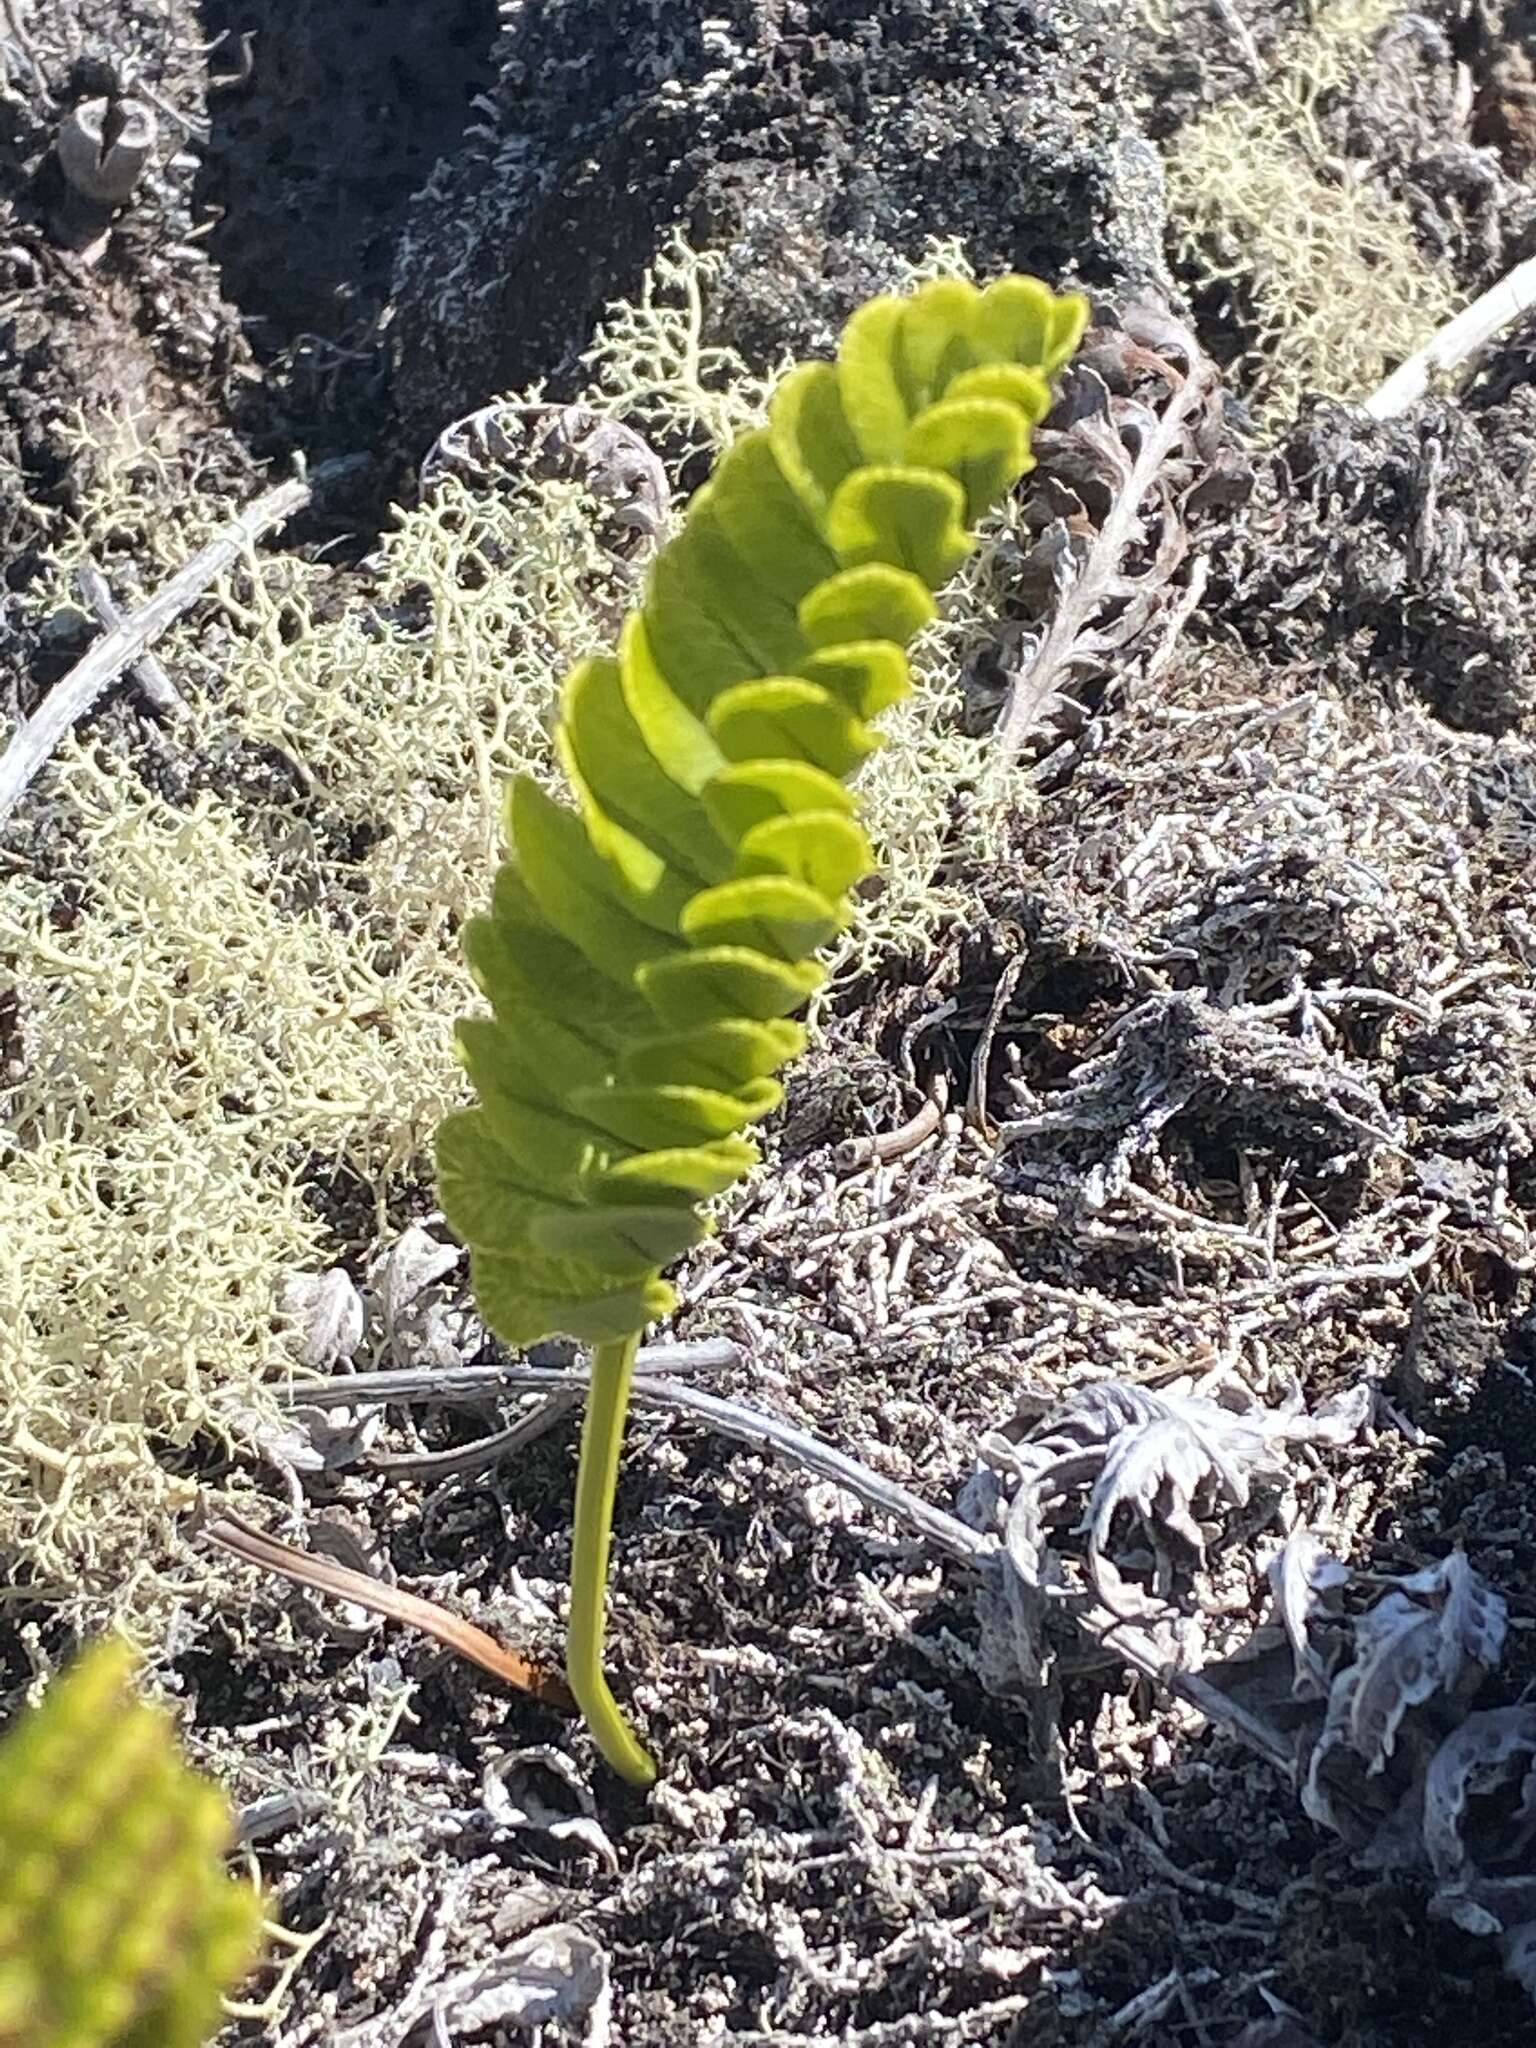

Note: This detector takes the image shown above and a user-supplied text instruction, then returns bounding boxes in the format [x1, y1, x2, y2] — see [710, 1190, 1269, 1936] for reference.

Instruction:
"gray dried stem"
[1363, 254, 1536, 419]
[0, 475, 310, 826]
[74, 558, 184, 718]
[271, 1337, 742, 1413]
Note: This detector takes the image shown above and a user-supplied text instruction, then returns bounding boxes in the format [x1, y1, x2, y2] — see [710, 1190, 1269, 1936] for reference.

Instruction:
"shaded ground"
[2, 2, 1534, 2044]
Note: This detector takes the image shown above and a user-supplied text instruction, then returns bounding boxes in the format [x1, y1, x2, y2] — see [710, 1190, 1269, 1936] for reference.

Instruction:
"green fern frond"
[438, 273, 1085, 1348]
[0, 1639, 262, 2048]
[437, 270, 1088, 1781]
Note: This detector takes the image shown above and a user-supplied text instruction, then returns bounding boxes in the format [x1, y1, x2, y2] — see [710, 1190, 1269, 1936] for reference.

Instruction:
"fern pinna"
[437, 273, 1088, 1781]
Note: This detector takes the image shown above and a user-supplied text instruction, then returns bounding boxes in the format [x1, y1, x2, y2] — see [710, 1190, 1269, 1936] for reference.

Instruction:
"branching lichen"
[580, 230, 786, 464]
[1163, 0, 1461, 428]
[3, 461, 618, 1625]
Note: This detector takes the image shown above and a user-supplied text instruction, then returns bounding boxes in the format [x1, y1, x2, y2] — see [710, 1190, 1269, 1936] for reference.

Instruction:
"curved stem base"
[566, 1333, 658, 1786]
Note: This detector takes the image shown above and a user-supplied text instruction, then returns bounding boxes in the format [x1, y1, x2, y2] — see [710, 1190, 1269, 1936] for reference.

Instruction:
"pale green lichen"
[1162, 0, 1461, 429]
[3, 461, 619, 1623]
[580, 230, 786, 462]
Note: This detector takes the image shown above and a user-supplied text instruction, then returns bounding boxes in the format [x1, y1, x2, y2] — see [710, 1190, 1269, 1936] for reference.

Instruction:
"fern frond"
[437, 270, 1087, 1782]
[437, 274, 1087, 1348]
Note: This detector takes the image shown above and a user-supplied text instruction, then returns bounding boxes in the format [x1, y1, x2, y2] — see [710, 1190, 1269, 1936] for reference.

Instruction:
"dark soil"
[2, 2, 1534, 2045]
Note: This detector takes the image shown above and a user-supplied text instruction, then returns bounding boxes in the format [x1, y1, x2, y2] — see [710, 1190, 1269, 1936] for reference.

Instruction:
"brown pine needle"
[201, 1507, 572, 1709]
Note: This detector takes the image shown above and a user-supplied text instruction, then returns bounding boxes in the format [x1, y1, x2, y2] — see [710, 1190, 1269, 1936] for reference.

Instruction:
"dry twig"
[833, 1086, 946, 1172]
[74, 558, 185, 717]
[0, 476, 310, 827]
[1363, 255, 1536, 419]
[272, 1337, 740, 1413]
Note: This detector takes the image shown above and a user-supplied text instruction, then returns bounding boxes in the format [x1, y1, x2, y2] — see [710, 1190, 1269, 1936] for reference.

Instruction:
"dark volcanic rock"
[0, 0, 260, 730]
[194, 0, 501, 350]
[1397, 1293, 1536, 1468]
[1227, 369, 1536, 737]
[387, 0, 1164, 448]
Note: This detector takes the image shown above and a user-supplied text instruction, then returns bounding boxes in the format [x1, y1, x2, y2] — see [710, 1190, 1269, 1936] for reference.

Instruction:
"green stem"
[567, 1333, 658, 1786]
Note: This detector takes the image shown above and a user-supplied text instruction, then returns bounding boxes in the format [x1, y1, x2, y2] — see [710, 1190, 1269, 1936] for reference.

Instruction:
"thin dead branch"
[1363, 255, 1536, 418]
[632, 1376, 992, 1565]
[271, 1337, 741, 1413]
[0, 475, 310, 827]
[834, 1083, 946, 1172]
[366, 1394, 583, 1479]
[74, 558, 185, 717]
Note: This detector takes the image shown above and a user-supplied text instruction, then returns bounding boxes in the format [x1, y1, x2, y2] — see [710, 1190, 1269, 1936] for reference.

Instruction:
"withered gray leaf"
[989, 296, 1253, 759]
[1266, 1527, 1351, 1699]
[483, 1746, 620, 1874]
[1345, 1552, 1507, 1774]
[371, 1223, 462, 1334]
[1422, 1703, 1536, 1885]
[278, 1266, 366, 1371]
[403, 1923, 611, 2045]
